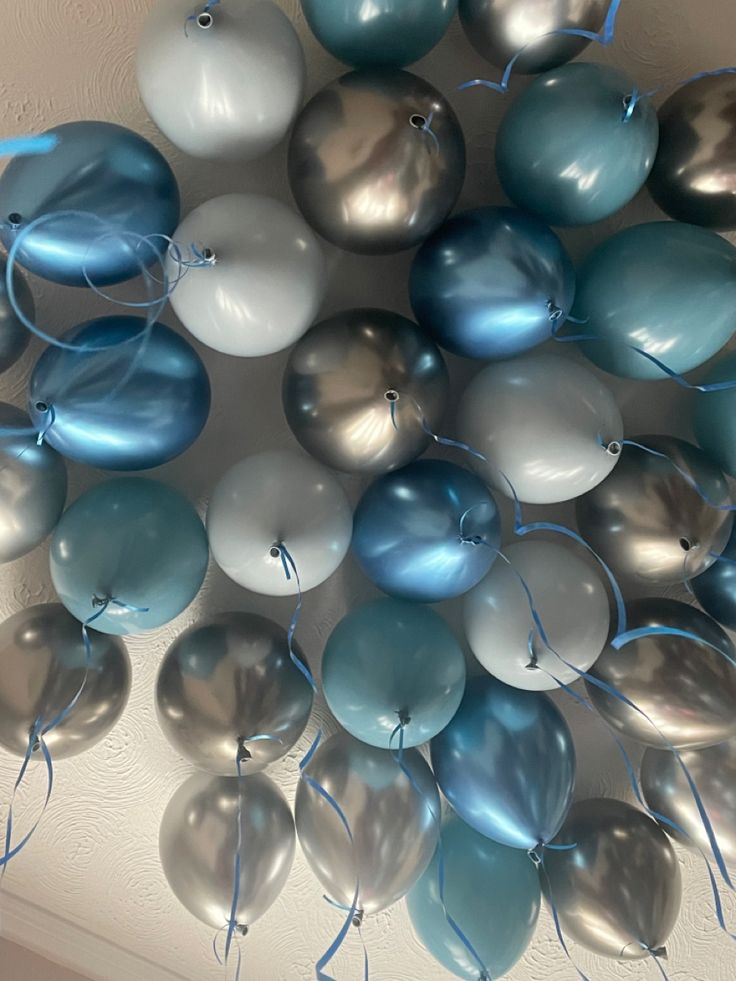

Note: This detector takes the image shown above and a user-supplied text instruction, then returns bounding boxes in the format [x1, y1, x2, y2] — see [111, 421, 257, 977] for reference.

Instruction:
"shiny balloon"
[295, 730, 439, 914]
[0, 257, 32, 373]
[496, 63, 658, 227]
[282, 308, 449, 473]
[352, 459, 500, 602]
[288, 69, 466, 254]
[0, 121, 180, 287]
[692, 523, 736, 630]
[692, 351, 736, 478]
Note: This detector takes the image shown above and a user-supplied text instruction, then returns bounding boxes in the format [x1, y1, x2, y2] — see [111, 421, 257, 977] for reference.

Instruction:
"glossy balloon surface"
[692, 523, 736, 630]
[0, 257, 32, 373]
[692, 350, 736, 478]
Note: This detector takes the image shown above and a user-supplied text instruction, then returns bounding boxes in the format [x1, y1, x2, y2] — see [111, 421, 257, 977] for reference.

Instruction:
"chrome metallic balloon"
[543, 799, 682, 961]
[0, 603, 130, 759]
[0, 257, 32, 373]
[156, 612, 313, 775]
[587, 598, 736, 750]
[282, 308, 449, 474]
[575, 435, 733, 583]
[692, 523, 736, 630]
[295, 730, 440, 914]
[288, 69, 466, 254]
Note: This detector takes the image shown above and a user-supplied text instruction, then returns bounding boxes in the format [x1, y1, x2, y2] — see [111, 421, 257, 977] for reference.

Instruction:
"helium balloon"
[0, 121, 179, 287]
[288, 69, 466, 254]
[692, 351, 736, 477]
[495, 63, 658, 227]
[156, 612, 313, 774]
[431, 675, 575, 850]
[167, 194, 325, 357]
[575, 435, 733, 583]
[207, 450, 352, 596]
[409, 206, 575, 360]
[0, 603, 130, 759]
[464, 540, 609, 691]
[692, 523, 736, 630]
[457, 352, 622, 505]
[0, 257, 32, 373]
[322, 598, 466, 749]
[160, 771, 295, 929]
[282, 308, 449, 473]
[352, 459, 500, 602]
[137, 0, 305, 162]
[295, 730, 439, 914]
[50, 478, 209, 635]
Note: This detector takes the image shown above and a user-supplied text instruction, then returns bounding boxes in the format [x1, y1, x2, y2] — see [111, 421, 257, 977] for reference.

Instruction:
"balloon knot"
[384, 389, 399, 403]
[649, 946, 667, 960]
[546, 299, 564, 323]
[460, 534, 484, 547]
[7, 213, 22, 229]
[604, 439, 622, 457]
[269, 544, 282, 559]
[236, 923, 248, 938]
[397, 707, 411, 728]
[236, 737, 252, 764]
[527, 843, 544, 867]
[91, 594, 111, 609]
[351, 909, 364, 928]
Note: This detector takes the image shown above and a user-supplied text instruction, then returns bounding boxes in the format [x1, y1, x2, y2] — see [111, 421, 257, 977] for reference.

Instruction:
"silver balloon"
[282, 308, 449, 474]
[295, 730, 439, 914]
[160, 771, 295, 930]
[288, 69, 466, 254]
[576, 435, 733, 583]
[156, 612, 314, 775]
[0, 258, 32, 373]
[0, 603, 130, 759]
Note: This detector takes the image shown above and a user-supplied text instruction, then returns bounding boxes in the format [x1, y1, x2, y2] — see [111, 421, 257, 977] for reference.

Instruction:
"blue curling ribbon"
[625, 66, 736, 124]
[35, 404, 56, 447]
[387, 390, 487, 463]
[415, 110, 440, 154]
[532, 851, 591, 981]
[277, 544, 318, 693]
[321, 897, 369, 981]
[0, 135, 59, 157]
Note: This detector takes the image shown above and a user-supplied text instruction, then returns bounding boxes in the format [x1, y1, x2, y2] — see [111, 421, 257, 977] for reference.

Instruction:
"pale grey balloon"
[0, 258, 32, 373]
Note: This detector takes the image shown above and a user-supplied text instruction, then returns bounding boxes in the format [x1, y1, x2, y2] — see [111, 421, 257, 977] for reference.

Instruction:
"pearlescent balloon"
[692, 351, 736, 477]
[0, 257, 32, 373]
[692, 523, 736, 630]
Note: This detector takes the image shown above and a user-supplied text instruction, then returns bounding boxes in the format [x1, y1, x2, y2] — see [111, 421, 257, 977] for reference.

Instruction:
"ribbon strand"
[0, 135, 59, 157]
[276, 544, 317, 692]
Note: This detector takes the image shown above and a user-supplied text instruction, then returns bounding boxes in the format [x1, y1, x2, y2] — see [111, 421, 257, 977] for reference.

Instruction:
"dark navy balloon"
[692, 525, 736, 631]
[29, 317, 210, 471]
[410, 206, 575, 359]
[692, 351, 736, 477]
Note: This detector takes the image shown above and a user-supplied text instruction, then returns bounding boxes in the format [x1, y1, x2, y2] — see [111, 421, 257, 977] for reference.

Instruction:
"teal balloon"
[407, 815, 541, 980]
[692, 352, 736, 476]
[322, 598, 466, 749]
[573, 222, 736, 380]
[496, 63, 658, 227]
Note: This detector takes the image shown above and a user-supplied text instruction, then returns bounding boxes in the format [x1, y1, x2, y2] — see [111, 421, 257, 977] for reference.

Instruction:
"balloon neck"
[269, 544, 283, 559]
[680, 536, 698, 553]
[525, 647, 539, 672]
[409, 114, 427, 130]
[351, 908, 364, 928]
[604, 439, 622, 458]
[91, 594, 111, 610]
[650, 947, 667, 960]
[200, 246, 217, 265]
[397, 707, 411, 729]
[7, 213, 22, 230]
[196, 10, 214, 29]
[527, 843, 544, 867]
[234, 923, 248, 938]
[384, 389, 399, 403]
[236, 737, 252, 765]
[546, 299, 564, 323]
[622, 91, 639, 122]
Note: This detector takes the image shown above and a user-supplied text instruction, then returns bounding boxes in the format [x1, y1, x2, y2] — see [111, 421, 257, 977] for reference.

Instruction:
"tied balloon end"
[236, 737, 252, 765]
[384, 389, 399, 430]
[622, 89, 641, 123]
[34, 402, 55, 446]
[185, 0, 220, 35]
[410, 112, 439, 154]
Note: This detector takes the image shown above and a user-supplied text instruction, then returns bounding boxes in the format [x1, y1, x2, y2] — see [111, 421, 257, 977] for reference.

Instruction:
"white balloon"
[207, 450, 352, 596]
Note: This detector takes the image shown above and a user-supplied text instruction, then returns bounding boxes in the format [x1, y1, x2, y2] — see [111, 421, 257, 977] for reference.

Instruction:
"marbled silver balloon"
[0, 258, 32, 373]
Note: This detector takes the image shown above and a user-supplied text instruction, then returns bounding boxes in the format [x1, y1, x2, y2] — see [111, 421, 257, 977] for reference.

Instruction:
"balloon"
[692, 523, 736, 630]
[137, 0, 305, 162]
[407, 815, 540, 980]
[322, 598, 466, 749]
[692, 351, 736, 477]
[409, 207, 575, 360]
[156, 612, 313, 774]
[160, 771, 295, 929]
[495, 63, 658, 227]
[457, 352, 622, 505]
[0, 257, 32, 373]
[573, 221, 736, 379]
[288, 69, 466, 254]
[295, 731, 439, 914]
[575, 435, 733, 583]
[282, 308, 449, 474]
[166, 194, 325, 357]
[431, 675, 575, 850]
[207, 450, 352, 596]
[0, 603, 130, 759]
[587, 598, 736, 750]
[50, 478, 209, 635]
[464, 540, 609, 692]
[352, 459, 500, 602]
[0, 121, 179, 287]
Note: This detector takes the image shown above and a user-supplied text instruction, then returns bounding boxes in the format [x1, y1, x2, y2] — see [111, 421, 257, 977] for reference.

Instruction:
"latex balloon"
[575, 435, 733, 583]
[410, 207, 575, 360]
[0, 121, 179, 287]
[137, 0, 305, 162]
[692, 351, 736, 477]
[167, 194, 325, 357]
[464, 540, 609, 691]
[692, 523, 736, 630]
[29, 317, 210, 471]
[587, 598, 736, 750]
[295, 730, 439, 914]
[207, 450, 352, 596]
[288, 69, 466, 254]
[573, 222, 736, 379]
[156, 612, 313, 774]
[322, 598, 466, 749]
[0, 603, 130, 759]
[50, 478, 209, 635]
[160, 771, 295, 929]
[282, 308, 449, 473]
[352, 459, 500, 602]
[495, 63, 658, 227]
[457, 352, 622, 505]
[431, 675, 575, 850]
[0, 257, 32, 373]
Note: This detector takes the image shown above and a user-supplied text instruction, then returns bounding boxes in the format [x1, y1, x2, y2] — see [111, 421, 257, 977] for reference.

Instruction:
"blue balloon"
[431, 675, 575, 850]
[29, 317, 211, 471]
[692, 351, 736, 477]
[50, 478, 209, 635]
[496, 63, 658, 227]
[352, 459, 500, 602]
[322, 598, 466, 748]
[410, 206, 575, 359]
[0, 121, 180, 287]
[407, 814, 541, 980]
[692, 524, 736, 631]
